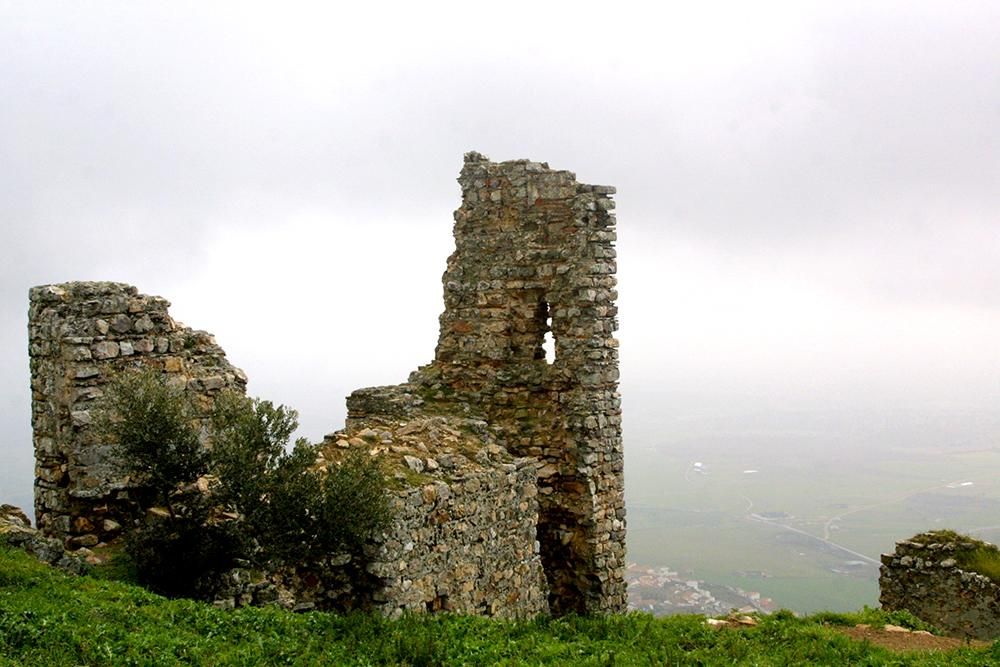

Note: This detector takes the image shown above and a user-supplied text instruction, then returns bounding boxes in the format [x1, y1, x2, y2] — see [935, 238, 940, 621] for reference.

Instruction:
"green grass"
[808, 606, 938, 632]
[1, 545, 999, 665]
[907, 530, 971, 546]
[964, 547, 1000, 583]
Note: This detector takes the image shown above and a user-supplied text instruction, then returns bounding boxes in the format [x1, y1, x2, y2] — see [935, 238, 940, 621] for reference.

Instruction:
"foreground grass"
[1, 546, 997, 665]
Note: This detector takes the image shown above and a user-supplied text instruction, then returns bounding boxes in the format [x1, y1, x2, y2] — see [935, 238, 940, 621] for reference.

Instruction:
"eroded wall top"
[433, 150, 618, 384]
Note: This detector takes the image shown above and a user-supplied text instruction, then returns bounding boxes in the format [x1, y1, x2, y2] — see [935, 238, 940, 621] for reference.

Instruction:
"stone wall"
[211, 413, 549, 618]
[26, 151, 623, 617]
[335, 412, 546, 616]
[29, 282, 247, 548]
[409, 152, 626, 613]
[1, 504, 86, 575]
[27, 280, 549, 619]
[880, 532, 1000, 640]
[300, 151, 625, 614]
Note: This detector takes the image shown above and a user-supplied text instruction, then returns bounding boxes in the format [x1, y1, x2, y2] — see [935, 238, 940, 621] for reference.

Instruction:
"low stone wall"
[29, 282, 247, 548]
[880, 533, 1000, 640]
[212, 410, 549, 618]
[324, 412, 548, 618]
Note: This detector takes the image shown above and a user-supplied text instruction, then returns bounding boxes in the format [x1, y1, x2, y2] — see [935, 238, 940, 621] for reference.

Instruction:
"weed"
[962, 547, 1000, 583]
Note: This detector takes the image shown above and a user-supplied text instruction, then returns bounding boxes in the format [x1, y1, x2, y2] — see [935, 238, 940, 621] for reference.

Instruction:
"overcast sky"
[2, 1, 999, 512]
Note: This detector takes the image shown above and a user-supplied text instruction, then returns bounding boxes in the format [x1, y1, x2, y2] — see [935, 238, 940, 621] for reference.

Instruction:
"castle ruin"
[28, 152, 625, 615]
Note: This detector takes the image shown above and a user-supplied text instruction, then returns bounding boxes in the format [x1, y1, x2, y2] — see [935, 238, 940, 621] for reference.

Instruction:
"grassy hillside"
[0, 545, 997, 666]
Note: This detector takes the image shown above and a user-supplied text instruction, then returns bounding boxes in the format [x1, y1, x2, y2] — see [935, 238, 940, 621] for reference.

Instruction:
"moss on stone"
[907, 529, 1000, 584]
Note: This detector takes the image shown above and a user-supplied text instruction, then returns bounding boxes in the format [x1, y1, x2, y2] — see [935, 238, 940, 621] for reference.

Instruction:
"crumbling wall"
[26, 151, 624, 617]
[0, 504, 87, 575]
[328, 411, 546, 617]
[880, 533, 1000, 640]
[27, 281, 549, 619]
[211, 413, 549, 618]
[406, 152, 626, 614]
[28, 282, 247, 548]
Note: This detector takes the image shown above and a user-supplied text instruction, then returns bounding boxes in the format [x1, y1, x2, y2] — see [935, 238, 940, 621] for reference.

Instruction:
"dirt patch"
[835, 624, 991, 653]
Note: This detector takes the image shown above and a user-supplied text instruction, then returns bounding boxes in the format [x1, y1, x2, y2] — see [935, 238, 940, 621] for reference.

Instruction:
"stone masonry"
[28, 282, 247, 548]
[325, 411, 546, 617]
[880, 532, 1000, 640]
[0, 504, 87, 575]
[386, 151, 626, 613]
[26, 151, 624, 617]
[27, 282, 547, 618]
[209, 411, 549, 618]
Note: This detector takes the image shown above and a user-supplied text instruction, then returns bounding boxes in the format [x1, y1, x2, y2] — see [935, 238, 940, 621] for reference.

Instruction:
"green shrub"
[96, 370, 391, 598]
[96, 370, 236, 596]
[124, 512, 245, 597]
[209, 392, 391, 566]
[96, 370, 207, 509]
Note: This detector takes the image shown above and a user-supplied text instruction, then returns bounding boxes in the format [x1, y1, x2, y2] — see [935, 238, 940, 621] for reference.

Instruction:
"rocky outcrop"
[0, 504, 86, 575]
[880, 532, 1000, 640]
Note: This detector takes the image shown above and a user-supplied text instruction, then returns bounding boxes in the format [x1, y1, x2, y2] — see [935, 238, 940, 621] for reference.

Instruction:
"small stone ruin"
[25, 152, 625, 616]
[880, 531, 1000, 640]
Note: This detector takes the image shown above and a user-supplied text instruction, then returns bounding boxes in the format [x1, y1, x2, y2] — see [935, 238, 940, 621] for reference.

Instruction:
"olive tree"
[97, 370, 391, 598]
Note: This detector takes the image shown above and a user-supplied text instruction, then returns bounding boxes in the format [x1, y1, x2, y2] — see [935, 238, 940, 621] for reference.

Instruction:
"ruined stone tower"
[407, 151, 626, 613]
[27, 152, 625, 616]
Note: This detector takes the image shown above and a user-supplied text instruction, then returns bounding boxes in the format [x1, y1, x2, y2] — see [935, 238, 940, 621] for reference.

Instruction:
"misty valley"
[624, 405, 1000, 614]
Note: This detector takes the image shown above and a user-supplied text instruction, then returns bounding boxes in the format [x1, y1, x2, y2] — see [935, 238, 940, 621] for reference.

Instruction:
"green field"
[625, 419, 1000, 613]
